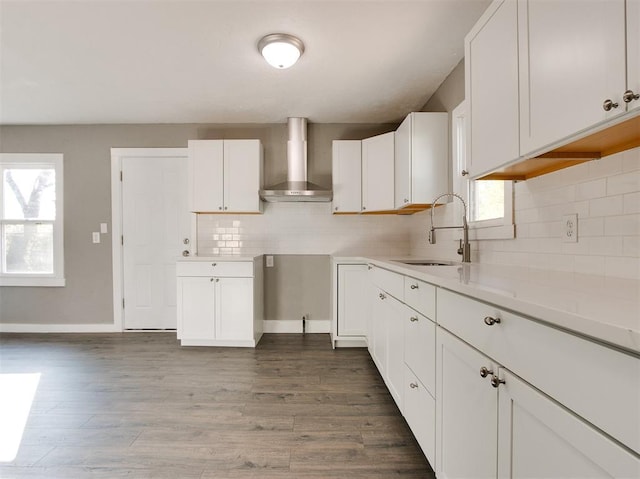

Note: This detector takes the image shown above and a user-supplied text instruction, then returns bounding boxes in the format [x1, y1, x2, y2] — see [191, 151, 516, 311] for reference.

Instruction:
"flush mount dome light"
[258, 33, 305, 69]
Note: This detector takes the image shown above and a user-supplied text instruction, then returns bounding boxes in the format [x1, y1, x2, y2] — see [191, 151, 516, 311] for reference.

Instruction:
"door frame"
[110, 148, 194, 331]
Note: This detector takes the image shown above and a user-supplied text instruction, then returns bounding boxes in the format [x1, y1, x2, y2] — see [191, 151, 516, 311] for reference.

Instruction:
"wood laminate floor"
[0, 333, 435, 479]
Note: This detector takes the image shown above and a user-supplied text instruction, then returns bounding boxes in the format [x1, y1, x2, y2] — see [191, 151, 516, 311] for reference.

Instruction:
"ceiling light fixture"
[258, 33, 305, 69]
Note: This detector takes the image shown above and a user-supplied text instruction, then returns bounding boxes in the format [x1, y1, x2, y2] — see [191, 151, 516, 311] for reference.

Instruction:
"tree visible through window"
[0, 154, 64, 286]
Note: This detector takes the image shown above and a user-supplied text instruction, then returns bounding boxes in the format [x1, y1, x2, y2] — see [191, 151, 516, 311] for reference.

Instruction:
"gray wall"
[0, 122, 395, 326]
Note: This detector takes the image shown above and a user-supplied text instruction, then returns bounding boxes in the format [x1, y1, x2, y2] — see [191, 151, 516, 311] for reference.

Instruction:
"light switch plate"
[266, 255, 274, 267]
[562, 214, 578, 243]
[100, 223, 108, 234]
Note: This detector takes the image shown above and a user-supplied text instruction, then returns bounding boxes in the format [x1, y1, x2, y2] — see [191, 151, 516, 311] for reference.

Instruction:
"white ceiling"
[0, 0, 490, 125]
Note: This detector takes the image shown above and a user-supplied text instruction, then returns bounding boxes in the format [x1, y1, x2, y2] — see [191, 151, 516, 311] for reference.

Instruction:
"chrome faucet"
[428, 192, 471, 263]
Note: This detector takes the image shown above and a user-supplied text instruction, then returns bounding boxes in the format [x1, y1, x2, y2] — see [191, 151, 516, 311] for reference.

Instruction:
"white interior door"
[122, 154, 190, 329]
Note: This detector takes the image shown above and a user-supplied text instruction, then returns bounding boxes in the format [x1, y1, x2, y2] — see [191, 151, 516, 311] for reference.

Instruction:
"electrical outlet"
[562, 214, 578, 243]
[100, 223, 108, 234]
[266, 255, 274, 267]
[92, 232, 101, 244]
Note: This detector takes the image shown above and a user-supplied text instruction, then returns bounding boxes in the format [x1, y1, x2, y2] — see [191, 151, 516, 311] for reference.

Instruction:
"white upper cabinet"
[332, 140, 362, 213]
[394, 112, 448, 210]
[362, 131, 394, 212]
[628, 0, 640, 113]
[466, 0, 520, 178]
[188, 139, 263, 213]
[518, 0, 627, 155]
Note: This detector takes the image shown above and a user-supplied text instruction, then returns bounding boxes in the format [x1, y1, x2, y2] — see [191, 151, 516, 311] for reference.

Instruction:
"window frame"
[0, 153, 65, 287]
[452, 101, 515, 240]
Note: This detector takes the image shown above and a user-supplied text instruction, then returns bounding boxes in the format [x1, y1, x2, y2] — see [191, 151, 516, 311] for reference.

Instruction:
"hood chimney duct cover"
[260, 117, 332, 202]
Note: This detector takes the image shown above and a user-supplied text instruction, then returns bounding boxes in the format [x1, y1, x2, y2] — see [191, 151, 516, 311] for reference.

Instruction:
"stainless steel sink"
[393, 259, 456, 266]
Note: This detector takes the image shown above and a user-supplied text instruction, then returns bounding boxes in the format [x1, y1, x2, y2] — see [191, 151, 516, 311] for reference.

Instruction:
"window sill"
[469, 223, 515, 241]
[0, 277, 66, 287]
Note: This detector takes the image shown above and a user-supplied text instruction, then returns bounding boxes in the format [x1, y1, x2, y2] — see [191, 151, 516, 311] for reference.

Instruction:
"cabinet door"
[466, 0, 519, 177]
[436, 328, 498, 479]
[362, 132, 394, 212]
[188, 140, 224, 212]
[332, 140, 362, 213]
[215, 277, 253, 340]
[385, 295, 405, 411]
[518, 0, 626, 155]
[370, 287, 388, 375]
[498, 369, 640, 478]
[404, 367, 436, 468]
[394, 114, 412, 208]
[178, 276, 215, 340]
[628, 0, 640, 113]
[337, 264, 369, 337]
[223, 140, 262, 213]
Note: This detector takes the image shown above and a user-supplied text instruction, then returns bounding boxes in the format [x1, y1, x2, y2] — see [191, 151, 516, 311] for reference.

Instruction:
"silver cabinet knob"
[623, 90, 640, 103]
[210, 278, 214, 282]
[491, 375, 506, 388]
[224, 206, 228, 210]
[480, 366, 493, 378]
[410, 284, 418, 290]
[362, 206, 366, 211]
[603, 99, 619, 111]
[404, 198, 409, 203]
[410, 382, 418, 389]
[367, 265, 373, 270]
[183, 238, 190, 245]
[379, 293, 386, 300]
[218, 206, 223, 210]
[334, 206, 338, 211]
[215, 278, 219, 282]
[484, 316, 501, 326]
[410, 316, 419, 322]
[461, 170, 469, 176]
[211, 263, 217, 267]
[182, 250, 190, 257]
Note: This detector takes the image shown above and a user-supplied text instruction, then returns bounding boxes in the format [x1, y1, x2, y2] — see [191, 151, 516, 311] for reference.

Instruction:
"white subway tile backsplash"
[410, 147, 640, 279]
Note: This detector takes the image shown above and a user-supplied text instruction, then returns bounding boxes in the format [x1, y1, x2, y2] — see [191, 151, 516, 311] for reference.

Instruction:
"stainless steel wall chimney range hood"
[259, 117, 332, 202]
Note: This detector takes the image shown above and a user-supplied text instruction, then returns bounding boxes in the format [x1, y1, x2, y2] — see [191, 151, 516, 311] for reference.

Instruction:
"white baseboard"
[262, 319, 331, 334]
[0, 323, 120, 333]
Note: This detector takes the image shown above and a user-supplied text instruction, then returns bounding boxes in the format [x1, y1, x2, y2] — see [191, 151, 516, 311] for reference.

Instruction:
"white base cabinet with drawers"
[436, 288, 640, 478]
[176, 258, 263, 347]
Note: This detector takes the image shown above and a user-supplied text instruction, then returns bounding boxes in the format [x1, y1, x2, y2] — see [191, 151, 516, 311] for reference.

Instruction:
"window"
[0, 154, 65, 286]
[452, 101, 514, 240]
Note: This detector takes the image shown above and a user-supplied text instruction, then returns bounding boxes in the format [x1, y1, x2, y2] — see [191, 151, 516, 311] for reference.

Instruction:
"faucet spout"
[428, 192, 471, 263]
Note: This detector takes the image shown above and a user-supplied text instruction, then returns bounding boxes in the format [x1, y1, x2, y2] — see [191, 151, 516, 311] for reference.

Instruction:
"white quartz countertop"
[177, 255, 263, 262]
[336, 256, 640, 355]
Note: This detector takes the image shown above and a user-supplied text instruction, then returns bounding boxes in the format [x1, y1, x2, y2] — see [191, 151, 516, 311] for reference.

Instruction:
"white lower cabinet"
[332, 262, 370, 347]
[498, 368, 640, 479]
[436, 328, 498, 479]
[176, 260, 262, 347]
[404, 367, 436, 467]
[436, 326, 640, 479]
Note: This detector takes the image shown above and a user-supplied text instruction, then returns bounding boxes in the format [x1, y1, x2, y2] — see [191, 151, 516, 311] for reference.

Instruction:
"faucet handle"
[428, 228, 436, 244]
[457, 239, 464, 256]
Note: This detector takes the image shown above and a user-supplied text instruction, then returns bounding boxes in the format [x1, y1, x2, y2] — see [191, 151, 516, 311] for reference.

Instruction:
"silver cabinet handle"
[410, 382, 418, 389]
[623, 90, 640, 103]
[212, 263, 217, 267]
[484, 316, 501, 326]
[491, 375, 506, 388]
[410, 316, 419, 322]
[410, 284, 418, 290]
[603, 99, 619, 111]
[480, 366, 493, 378]
[182, 250, 190, 257]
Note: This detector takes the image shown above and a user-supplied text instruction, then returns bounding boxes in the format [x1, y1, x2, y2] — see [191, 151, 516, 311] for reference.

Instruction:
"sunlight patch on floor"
[0, 373, 40, 462]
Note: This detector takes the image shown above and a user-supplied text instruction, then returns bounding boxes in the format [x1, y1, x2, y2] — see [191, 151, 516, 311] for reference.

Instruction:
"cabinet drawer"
[437, 288, 640, 455]
[404, 276, 436, 319]
[404, 366, 435, 466]
[403, 304, 435, 395]
[370, 266, 404, 301]
[176, 261, 253, 277]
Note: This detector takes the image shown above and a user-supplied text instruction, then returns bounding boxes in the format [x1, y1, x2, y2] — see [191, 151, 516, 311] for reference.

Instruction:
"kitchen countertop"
[335, 256, 640, 355]
[177, 254, 263, 262]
